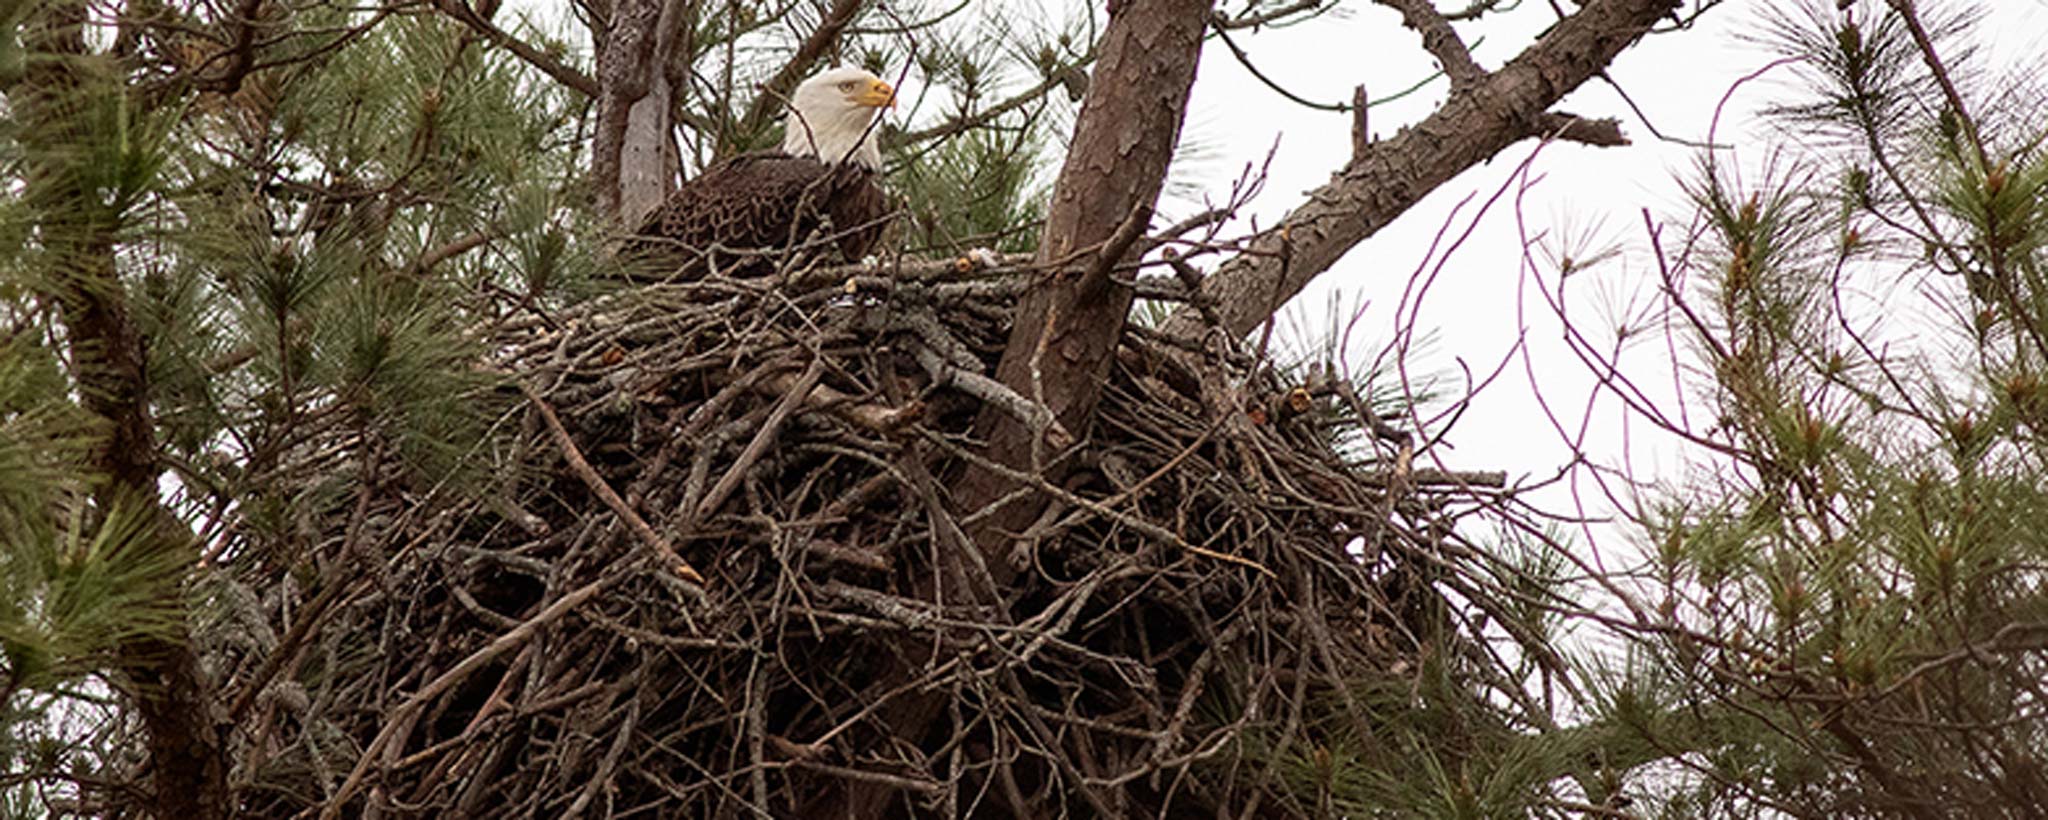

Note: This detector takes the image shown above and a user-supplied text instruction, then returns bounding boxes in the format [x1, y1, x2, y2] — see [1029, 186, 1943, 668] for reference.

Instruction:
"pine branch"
[432, 0, 600, 96]
[13, 8, 230, 818]
[733, 0, 868, 143]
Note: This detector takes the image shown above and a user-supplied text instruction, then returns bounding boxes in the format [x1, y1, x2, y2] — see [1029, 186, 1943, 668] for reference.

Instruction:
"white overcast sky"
[1167, 0, 2048, 551]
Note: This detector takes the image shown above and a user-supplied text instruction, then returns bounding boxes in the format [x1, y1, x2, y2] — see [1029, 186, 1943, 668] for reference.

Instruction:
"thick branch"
[202, 0, 267, 94]
[1163, 0, 1679, 340]
[957, 0, 1214, 575]
[1376, 0, 1483, 87]
[733, 0, 867, 143]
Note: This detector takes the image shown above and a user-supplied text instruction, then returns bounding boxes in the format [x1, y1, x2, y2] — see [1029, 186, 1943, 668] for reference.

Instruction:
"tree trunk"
[593, 0, 684, 223]
[812, 5, 1211, 815]
[955, 0, 1214, 574]
[14, 7, 230, 818]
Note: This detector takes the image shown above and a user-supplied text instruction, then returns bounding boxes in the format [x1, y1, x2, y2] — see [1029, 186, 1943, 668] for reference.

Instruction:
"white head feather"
[780, 67, 895, 171]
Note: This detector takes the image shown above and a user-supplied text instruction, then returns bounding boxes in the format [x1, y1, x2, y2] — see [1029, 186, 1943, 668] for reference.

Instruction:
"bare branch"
[520, 382, 706, 585]
[733, 0, 868, 143]
[1376, 0, 1484, 88]
[432, 0, 600, 96]
[1163, 0, 1681, 340]
[1537, 111, 1629, 146]
[1211, 0, 1326, 29]
[1210, 21, 1350, 112]
[322, 574, 616, 819]
[1351, 84, 1370, 156]
[894, 57, 1096, 146]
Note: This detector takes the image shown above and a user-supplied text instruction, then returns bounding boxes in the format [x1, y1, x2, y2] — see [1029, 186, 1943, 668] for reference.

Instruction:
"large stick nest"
[213, 253, 1518, 818]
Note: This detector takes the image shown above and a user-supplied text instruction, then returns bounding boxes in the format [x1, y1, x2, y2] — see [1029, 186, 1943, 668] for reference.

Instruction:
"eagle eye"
[838, 80, 858, 92]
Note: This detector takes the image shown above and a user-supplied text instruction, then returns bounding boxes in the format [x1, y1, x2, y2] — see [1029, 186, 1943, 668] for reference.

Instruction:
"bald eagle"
[627, 67, 896, 278]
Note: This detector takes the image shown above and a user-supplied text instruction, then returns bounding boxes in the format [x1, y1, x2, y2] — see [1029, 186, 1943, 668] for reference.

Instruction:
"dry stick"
[430, 0, 598, 95]
[1350, 84, 1370, 158]
[746, 653, 773, 819]
[1096, 414, 1227, 511]
[788, 761, 942, 795]
[680, 408, 775, 519]
[520, 382, 705, 585]
[228, 436, 385, 723]
[1155, 619, 1251, 765]
[911, 345, 1070, 449]
[408, 642, 537, 799]
[926, 431, 1275, 578]
[757, 368, 915, 434]
[994, 665, 1122, 818]
[1163, 255, 1224, 329]
[693, 354, 825, 524]
[562, 691, 642, 820]
[320, 575, 614, 819]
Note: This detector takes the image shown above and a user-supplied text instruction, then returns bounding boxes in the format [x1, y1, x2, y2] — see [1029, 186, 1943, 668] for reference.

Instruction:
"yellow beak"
[856, 79, 897, 109]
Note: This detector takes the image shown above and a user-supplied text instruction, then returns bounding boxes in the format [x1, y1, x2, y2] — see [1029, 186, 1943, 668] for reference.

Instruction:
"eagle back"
[628, 151, 887, 278]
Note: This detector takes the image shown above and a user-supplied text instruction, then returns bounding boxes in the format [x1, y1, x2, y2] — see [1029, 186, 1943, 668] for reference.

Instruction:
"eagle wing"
[627, 153, 889, 278]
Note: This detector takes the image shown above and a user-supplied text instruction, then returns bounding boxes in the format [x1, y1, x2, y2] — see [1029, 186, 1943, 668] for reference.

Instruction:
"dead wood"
[211, 249, 1542, 818]
[1163, 0, 1681, 340]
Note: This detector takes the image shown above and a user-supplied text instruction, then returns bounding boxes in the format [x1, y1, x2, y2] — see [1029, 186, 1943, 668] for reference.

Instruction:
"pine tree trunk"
[811, 5, 1211, 815]
[956, 0, 1213, 574]
[14, 7, 230, 818]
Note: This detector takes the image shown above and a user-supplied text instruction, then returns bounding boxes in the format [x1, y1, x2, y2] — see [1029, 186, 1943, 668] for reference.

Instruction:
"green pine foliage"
[1601, 1, 2048, 814]
[893, 125, 1046, 254]
[1, 9, 578, 806]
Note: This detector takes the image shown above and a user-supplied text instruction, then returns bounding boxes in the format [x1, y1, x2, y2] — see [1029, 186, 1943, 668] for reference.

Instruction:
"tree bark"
[1161, 0, 1679, 340]
[14, 7, 230, 819]
[807, 6, 1211, 815]
[593, 0, 684, 223]
[954, 0, 1214, 574]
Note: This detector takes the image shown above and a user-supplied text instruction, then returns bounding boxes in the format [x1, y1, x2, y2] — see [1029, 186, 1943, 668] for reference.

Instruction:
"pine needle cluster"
[1596, 1, 2048, 814]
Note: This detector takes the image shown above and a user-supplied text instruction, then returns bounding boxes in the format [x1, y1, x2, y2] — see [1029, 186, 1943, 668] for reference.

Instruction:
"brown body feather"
[626, 151, 888, 278]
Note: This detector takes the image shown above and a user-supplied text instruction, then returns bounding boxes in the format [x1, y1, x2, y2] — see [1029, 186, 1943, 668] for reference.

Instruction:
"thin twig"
[520, 381, 706, 585]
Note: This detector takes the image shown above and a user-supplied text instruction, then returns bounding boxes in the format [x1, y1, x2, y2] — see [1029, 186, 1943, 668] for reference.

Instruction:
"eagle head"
[781, 67, 895, 171]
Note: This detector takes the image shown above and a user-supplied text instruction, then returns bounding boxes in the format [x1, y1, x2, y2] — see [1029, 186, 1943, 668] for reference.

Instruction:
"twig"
[926, 431, 1275, 578]
[520, 381, 705, 585]
[693, 355, 825, 523]
[431, 0, 600, 96]
[321, 574, 615, 819]
[734, 0, 868, 140]
[1350, 84, 1370, 157]
[911, 345, 1072, 451]
[563, 690, 640, 819]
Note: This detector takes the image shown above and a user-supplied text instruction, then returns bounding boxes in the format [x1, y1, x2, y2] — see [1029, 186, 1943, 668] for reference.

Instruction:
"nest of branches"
[215, 251, 1521, 818]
